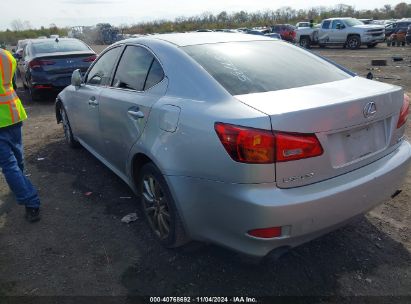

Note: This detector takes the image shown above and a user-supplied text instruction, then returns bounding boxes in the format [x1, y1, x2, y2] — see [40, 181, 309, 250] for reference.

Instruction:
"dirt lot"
[0, 44, 410, 301]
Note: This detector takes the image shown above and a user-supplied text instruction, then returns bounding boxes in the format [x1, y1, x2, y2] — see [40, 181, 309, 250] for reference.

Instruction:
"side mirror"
[13, 53, 22, 60]
[71, 69, 83, 87]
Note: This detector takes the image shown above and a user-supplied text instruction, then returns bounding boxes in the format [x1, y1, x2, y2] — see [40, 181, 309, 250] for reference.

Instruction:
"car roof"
[325, 17, 357, 21]
[121, 32, 273, 47]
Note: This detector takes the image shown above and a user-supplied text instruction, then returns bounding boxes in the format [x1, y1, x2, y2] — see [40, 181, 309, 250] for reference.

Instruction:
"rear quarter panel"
[129, 95, 275, 184]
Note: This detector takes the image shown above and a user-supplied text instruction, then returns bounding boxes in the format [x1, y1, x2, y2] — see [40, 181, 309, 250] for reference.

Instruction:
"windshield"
[183, 41, 351, 95]
[32, 40, 90, 54]
[344, 18, 364, 27]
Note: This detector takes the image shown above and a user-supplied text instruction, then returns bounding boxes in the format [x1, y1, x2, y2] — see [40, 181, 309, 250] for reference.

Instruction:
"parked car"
[296, 17, 385, 49]
[265, 33, 282, 39]
[56, 33, 411, 259]
[406, 25, 411, 45]
[13, 39, 29, 59]
[18, 38, 96, 101]
[385, 19, 411, 37]
[271, 24, 296, 42]
[386, 28, 407, 46]
[295, 22, 310, 28]
[245, 29, 270, 36]
[359, 19, 373, 24]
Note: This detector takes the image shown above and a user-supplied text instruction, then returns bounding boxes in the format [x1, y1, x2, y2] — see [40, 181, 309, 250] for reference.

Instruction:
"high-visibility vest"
[0, 49, 27, 128]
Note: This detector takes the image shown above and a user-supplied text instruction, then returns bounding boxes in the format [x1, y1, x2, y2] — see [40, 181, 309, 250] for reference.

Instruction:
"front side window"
[86, 47, 121, 86]
[183, 41, 351, 96]
[113, 45, 163, 91]
[386, 23, 395, 30]
[332, 20, 342, 29]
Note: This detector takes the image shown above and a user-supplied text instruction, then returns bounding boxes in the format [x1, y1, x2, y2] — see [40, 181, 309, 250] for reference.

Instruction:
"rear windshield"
[183, 41, 351, 95]
[32, 40, 90, 54]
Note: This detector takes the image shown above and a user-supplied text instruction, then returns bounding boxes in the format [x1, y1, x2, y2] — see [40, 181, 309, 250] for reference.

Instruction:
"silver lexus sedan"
[56, 33, 411, 258]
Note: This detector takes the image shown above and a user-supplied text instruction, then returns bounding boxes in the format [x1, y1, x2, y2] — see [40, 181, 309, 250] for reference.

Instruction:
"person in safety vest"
[0, 48, 41, 222]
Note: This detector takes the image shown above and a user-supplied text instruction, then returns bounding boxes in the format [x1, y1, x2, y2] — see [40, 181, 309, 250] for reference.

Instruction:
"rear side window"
[32, 40, 90, 54]
[322, 21, 331, 29]
[183, 41, 350, 96]
[113, 46, 154, 91]
[144, 59, 164, 90]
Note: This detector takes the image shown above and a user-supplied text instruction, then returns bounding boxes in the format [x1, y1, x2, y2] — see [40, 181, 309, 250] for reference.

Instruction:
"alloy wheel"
[141, 174, 171, 239]
[348, 37, 359, 49]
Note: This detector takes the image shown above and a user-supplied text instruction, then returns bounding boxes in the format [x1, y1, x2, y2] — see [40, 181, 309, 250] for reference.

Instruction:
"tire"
[27, 85, 40, 102]
[60, 106, 80, 148]
[138, 162, 189, 248]
[299, 37, 311, 49]
[346, 35, 361, 49]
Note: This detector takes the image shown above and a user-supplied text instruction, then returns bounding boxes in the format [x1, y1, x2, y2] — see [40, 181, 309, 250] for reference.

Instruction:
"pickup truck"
[296, 18, 385, 49]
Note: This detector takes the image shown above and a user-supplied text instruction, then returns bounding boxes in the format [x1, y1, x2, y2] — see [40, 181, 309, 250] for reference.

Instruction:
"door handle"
[127, 109, 145, 119]
[88, 96, 98, 106]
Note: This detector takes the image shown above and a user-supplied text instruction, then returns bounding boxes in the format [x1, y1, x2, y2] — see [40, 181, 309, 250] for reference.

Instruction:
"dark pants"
[0, 123, 40, 208]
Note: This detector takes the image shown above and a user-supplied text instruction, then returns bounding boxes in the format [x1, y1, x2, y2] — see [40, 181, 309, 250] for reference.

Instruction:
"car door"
[330, 19, 346, 43]
[98, 45, 167, 175]
[68, 46, 122, 153]
[319, 20, 331, 43]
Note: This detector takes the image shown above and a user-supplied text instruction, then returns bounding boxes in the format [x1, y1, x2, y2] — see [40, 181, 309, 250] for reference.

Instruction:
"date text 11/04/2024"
[149, 297, 258, 303]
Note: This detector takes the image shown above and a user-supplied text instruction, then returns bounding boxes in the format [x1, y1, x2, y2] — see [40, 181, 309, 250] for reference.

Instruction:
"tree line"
[1, 2, 410, 45]
[125, 2, 411, 34]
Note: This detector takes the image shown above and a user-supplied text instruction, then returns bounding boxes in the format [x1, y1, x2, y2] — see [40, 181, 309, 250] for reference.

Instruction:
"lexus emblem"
[363, 101, 377, 118]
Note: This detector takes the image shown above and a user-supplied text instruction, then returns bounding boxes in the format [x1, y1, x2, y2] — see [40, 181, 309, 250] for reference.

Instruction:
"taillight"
[214, 123, 275, 164]
[275, 131, 323, 162]
[214, 123, 323, 164]
[29, 59, 55, 69]
[397, 94, 409, 128]
[82, 55, 97, 62]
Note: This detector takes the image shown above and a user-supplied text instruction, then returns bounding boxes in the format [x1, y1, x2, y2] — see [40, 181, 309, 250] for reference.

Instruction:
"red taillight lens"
[215, 123, 275, 164]
[29, 59, 55, 69]
[214, 123, 323, 163]
[33, 84, 52, 89]
[397, 94, 410, 128]
[275, 131, 323, 162]
[248, 227, 282, 238]
[82, 55, 97, 62]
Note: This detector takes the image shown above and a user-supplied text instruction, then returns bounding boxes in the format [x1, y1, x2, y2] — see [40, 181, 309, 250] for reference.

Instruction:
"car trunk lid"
[235, 77, 405, 188]
[33, 51, 96, 75]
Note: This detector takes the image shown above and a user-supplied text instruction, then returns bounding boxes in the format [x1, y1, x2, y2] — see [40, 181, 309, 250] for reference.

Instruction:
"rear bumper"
[166, 140, 411, 257]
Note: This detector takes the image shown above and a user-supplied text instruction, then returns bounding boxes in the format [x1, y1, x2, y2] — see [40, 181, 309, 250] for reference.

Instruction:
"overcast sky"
[1, 0, 405, 30]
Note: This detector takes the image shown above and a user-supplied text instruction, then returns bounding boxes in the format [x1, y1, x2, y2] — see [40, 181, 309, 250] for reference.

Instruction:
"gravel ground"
[0, 43, 410, 301]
